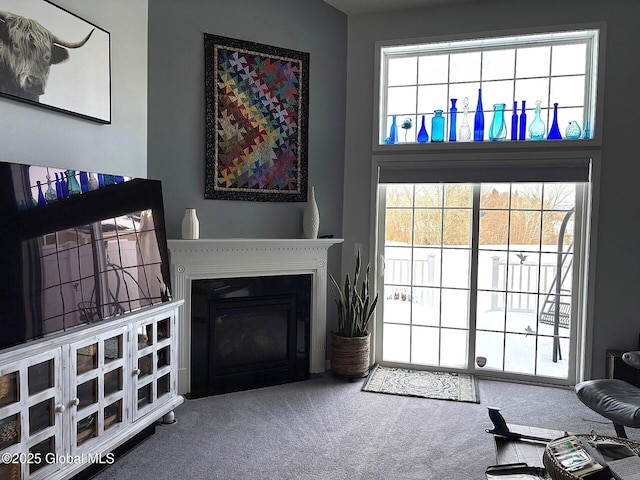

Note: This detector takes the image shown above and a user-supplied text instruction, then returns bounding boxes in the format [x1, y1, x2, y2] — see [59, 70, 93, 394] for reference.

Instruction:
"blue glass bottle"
[98, 173, 105, 188]
[510, 101, 518, 141]
[54, 172, 63, 200]
[417, 115, 429, 143]
[80, 171, 90, 193]
[449, 99, 457, 142]
[565, 121, 582, 140]
[489, 104, 507, 141]
[473, 88, 484, 141]
[547, 103, 562, 140]
[66, 170, 81, 195]
[431, 110, 445, 142]
[518, 100, 527, 141]
[387, 115, 398, 144]
[36, 181, 46, 207]
[60, 172, 68, 198]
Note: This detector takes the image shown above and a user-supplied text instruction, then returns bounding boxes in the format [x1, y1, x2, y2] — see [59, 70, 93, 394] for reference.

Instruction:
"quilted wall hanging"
[204, 34, 309, 202]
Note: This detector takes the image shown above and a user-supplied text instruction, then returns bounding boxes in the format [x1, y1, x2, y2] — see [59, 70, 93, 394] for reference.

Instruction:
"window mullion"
[468, 185, 481, 371]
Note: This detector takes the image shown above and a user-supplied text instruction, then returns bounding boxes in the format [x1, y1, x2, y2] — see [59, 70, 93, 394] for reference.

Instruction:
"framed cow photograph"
[0, 0, 110, 123]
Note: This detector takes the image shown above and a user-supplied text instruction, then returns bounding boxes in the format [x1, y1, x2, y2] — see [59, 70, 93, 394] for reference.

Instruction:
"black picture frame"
[0, 0, 111, 124]
[204, 34, 309, 202]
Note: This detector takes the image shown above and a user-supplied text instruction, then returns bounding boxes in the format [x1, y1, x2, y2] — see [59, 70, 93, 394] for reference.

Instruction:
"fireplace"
[167, 238, 343, 395]
[190, 275, 311, 396]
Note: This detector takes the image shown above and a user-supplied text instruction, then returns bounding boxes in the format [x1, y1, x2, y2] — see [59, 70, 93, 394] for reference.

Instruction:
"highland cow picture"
[0, 0, 110, 123]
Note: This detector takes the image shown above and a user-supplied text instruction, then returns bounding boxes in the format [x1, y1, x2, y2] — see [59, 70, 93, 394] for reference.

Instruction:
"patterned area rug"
[362, 364, 480, 403]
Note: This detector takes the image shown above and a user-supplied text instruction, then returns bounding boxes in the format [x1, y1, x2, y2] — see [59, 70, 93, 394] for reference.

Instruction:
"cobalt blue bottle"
[80, 171, 90, 193]
[449, 99, 458, 142]
[473, 88, 484, 141]
[511, 101, 518, 141]
[36, 181, 46, 207]
[417, 115, 429, 143]
[547, 103, 563, 140]
[518, 100, 527, 141]
[388, 115, 398, 144]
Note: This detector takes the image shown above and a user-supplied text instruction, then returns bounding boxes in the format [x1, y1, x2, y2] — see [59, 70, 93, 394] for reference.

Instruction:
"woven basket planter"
[330, 331, 371, 378]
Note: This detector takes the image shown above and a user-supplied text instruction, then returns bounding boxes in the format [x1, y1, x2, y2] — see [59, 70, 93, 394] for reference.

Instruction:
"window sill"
[372, 138, 601, 155]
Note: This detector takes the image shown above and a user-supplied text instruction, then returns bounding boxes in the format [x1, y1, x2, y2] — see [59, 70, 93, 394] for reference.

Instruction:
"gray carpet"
[91, 374, 640, 480]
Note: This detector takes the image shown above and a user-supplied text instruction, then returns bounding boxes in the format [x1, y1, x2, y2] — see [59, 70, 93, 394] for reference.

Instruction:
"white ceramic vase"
[181, 208, 200, 240]
[303, 186, 319, 239]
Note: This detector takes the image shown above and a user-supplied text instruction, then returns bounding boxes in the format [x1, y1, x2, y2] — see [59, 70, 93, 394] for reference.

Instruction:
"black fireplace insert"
[190, 275, 311, 397]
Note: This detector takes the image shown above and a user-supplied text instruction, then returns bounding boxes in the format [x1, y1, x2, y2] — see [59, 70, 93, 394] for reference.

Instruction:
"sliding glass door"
[379, 181, 584, 383]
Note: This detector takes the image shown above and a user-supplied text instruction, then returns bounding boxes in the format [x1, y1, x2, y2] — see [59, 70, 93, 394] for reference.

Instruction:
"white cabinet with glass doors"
[0, 300, 183, 480]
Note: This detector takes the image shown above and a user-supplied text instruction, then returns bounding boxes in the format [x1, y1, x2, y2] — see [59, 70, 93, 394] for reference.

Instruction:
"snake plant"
[329, 250, 379, 338]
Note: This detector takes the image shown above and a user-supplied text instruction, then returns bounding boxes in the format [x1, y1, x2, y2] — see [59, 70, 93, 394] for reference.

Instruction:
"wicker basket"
[543, 432, 640, 480]
[0, 461, 20, 480]
[0, 418, 20, 450]
[330, 331, 371, 377]
[0, 375, 10, 399]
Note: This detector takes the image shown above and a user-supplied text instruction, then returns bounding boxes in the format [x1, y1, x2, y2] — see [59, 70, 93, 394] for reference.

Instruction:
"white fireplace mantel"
[167, 238, 343, 394]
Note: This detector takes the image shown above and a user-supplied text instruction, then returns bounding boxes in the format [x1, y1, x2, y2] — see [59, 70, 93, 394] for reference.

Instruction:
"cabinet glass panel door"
[70, 329, 127, 453]
[0, 350, 63, 479]
[133, 313, 175, 420]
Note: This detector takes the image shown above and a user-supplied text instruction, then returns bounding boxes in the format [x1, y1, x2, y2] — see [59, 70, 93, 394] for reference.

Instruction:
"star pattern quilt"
[205, 34, 309, 201]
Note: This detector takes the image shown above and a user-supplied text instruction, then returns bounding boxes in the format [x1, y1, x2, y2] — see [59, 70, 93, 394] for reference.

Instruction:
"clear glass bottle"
[44, 175, 57, 203]
[528, 100, 546, 140]
[458, 97, 471, 142]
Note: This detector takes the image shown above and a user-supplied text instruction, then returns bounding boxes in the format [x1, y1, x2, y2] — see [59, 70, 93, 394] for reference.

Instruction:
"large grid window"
[381, 181, 583, 382]
[379, 29, 599, 144]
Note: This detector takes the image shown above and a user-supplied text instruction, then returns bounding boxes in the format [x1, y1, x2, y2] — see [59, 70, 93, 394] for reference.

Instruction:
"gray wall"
[0, 0, 148, 177]
[343, 0, 640, 379]
[148, 0, 347, 243]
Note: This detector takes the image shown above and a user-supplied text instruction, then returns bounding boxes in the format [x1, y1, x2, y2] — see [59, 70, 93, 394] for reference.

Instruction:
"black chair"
[575, 351, 640, 438]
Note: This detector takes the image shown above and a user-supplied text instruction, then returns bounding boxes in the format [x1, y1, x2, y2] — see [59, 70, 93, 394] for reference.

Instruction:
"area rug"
[362, 364, 480, 403]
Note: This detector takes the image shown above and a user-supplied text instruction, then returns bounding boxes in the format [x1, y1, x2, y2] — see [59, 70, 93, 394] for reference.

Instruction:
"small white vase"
[181, 208, 200, 239]
[302, 186, 319, 239]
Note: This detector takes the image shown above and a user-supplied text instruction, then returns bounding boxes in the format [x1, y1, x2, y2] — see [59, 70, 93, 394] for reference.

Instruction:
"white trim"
[373, 22, 606, 151]
[167, 238, 343, 395]
[372, 151, 599, 386]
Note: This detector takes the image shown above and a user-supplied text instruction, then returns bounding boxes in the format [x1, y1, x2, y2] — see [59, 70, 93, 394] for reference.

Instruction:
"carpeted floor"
[90, 374, 640, 480]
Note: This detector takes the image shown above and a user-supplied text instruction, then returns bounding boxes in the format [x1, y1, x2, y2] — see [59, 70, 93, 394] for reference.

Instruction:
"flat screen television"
[0, 161, 172, 352]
